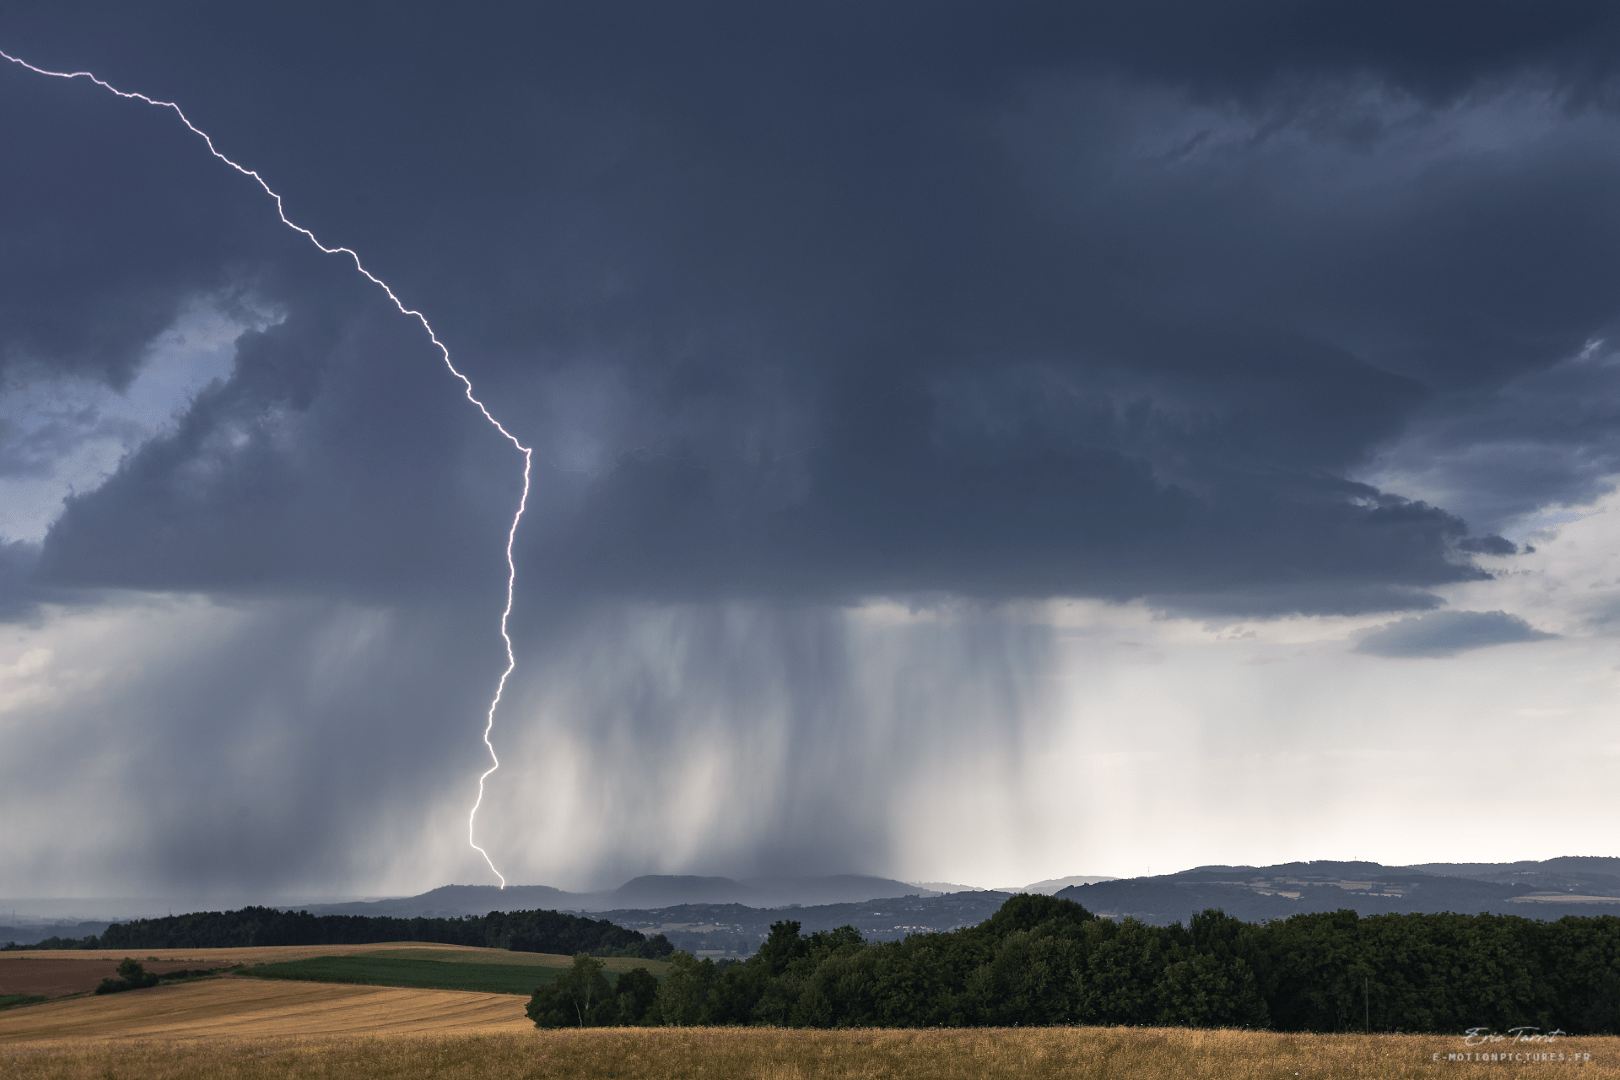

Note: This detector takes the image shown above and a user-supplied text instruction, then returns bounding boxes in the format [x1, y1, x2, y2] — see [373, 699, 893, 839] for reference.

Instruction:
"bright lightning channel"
[1, 48, 523, 888]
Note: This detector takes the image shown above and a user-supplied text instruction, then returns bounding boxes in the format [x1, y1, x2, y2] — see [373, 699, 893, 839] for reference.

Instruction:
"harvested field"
[0, 976, 528, 1042]
[0, 958, 228, 998]
[0, 1026, 1616, 1080]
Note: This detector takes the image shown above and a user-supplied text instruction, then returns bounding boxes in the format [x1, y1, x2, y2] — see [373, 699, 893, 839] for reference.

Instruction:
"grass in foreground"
[3, 1027, 1618, 1080]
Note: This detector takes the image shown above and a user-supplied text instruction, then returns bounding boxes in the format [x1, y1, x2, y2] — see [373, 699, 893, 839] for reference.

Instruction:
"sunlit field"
[3, 1025, 1617, 1080]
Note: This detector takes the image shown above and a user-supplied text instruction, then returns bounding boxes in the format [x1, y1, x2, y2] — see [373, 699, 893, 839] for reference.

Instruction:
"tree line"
[532, 894, 1620, 1033]
[9, 906, 673, 959]
[93, 959, 226, 995]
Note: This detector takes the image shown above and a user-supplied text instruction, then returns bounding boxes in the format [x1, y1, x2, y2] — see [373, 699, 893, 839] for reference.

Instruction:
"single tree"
[527, 953, 614, 1028]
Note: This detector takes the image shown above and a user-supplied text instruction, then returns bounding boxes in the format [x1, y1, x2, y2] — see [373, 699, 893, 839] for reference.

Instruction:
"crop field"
[0, 958, 232, 998]
[3, 959, 1616, 1079]
[241, 956, 567, 995]
[357, 947, 670, 977]
[237, 949, 668, 995]
[1, 944, 667, 1006]
[0, 977, 530, 1042]
[2, 1024, 1618, 1080]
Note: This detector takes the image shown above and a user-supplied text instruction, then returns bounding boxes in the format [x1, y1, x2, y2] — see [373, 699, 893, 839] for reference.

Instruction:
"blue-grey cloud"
[9, 2, 1608, 616]
[1355, 609, 1557, 658]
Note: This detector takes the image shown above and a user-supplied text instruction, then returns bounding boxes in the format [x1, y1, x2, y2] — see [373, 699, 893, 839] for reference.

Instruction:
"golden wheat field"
[0, 977, 531, 1043]
[2, 977, 1618, 1080]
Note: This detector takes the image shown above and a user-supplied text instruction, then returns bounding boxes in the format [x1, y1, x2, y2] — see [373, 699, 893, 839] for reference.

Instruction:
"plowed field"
[0, 941, 500, 965]
[0, 958, 226, 997]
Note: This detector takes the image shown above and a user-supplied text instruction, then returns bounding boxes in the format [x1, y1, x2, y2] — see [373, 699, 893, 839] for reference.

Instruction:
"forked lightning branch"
[0, 47, 527, 887]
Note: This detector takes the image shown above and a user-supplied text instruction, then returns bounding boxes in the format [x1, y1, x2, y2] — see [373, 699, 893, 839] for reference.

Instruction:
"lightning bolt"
[1, 48, 523, 887]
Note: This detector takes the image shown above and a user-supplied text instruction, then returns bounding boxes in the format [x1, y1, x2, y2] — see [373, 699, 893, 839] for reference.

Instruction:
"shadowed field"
[2, 945, 666, 1003]
[0, 958, 229, 998]
[0, 942, 478, 965]
[2, 1006, 1618, 1079]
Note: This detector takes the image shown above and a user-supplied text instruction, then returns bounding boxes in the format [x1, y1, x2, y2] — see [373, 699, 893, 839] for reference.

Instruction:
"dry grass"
[1, 1023, 1617, 1079]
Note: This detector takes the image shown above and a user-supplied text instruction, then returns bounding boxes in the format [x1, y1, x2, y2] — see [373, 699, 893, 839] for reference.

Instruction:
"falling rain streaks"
[0, 47, 526, 887]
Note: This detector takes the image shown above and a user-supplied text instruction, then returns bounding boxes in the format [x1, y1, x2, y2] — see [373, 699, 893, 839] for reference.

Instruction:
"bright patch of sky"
[0, 302, 273, 541]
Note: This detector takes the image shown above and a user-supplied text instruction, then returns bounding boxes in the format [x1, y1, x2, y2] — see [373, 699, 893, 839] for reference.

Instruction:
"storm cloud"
[1, 1, 1618, 895]
[1355, 608, 1557, 657]
[6, 1, 1613, 614]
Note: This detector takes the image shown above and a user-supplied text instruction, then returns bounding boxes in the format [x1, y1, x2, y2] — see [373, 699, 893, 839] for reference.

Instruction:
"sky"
[3, 0, 1620, 905]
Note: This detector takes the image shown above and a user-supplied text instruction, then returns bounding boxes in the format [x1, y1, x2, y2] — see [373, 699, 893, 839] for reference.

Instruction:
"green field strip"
[358, 948, 572, 968]
[241, 956, 568, 996]
[358, 948, 668, 978]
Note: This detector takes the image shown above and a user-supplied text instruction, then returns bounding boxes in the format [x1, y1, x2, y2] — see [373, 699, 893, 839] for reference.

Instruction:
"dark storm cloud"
[0, 56, 259, 393]
[1355, 609, 1557, 657]
[1366, 347, 1620, 535]
[32, 256, 519, 600]
[1, 1, 1617, 615]
[0, 538, 45, 619]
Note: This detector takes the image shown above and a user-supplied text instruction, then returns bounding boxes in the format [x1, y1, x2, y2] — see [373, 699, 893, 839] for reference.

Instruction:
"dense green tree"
[93, 905, 662, 956]
[608, 966, 661, 1026]
[657, 951, 719, 1026]
[94, 958, 160, 995]
[526, 953, 614, 1027]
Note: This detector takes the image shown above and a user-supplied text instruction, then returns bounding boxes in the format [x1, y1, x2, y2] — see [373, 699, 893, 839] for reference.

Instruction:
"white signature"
[1463, 1027, 1566, 1046]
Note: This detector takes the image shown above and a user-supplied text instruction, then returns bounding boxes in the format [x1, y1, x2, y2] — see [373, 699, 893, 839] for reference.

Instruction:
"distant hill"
[0, 920, 110, 947]
[223, 859, 1620, 926]
[286, 874, 938, 920]
[292, 884, 574, 919]
[14, 858, 1616, 948]
[592, 890, 1013, 955]
[1000, 875, 1118, 894]
[1407, 856, 1620, 895]
[741, 875, 938, 907]
[1057, 858, 1620, 926]
[607, 876, 759, 908]
[606, 874, 936, 908]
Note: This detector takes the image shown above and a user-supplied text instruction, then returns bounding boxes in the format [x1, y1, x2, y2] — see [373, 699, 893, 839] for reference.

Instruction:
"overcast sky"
[4, 1, 1620, 903]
